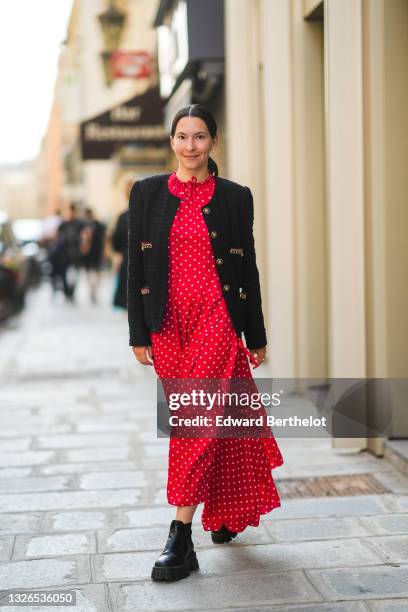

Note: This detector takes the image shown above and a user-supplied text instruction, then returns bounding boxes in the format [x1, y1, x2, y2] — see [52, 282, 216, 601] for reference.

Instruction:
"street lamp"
[100, 50, 115, 87]
[98, 0, 127, 86]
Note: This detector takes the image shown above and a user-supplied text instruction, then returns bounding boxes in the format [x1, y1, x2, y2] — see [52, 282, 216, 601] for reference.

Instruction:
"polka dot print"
[150, 171, 284, 533]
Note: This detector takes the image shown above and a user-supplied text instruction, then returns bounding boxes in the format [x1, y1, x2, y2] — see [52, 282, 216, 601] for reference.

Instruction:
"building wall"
[382, 0, 408, 378]
[43, 0, 161, 224]
[78, 0, 160, 222]
[0, 164, 39, 220]
[225, 0, 408, 450]
[42, 98, 64, 216]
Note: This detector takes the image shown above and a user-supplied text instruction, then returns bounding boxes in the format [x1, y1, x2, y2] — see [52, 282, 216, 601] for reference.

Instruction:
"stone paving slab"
[40, 461, 138, 476]
[192, 538, 383, 576]
[36, 433, 132, 449]
[93, 550, 164, 582]
[96, 523, 273, 554]
[76, 420, 141, 432]
[0, 468, 32, 479]
[362, 535, 408, 564]
[366, 599, 408, 611]
[36, 406, 115, 417]
[0, 513, 42, 536]
[264, 516, 373, 542]
[138, 431, 170, 443]
[0, 476, 70, 494]
[112, 505, 175, 528]
[42, 511, 110, 533]
[140, 457, 170, 469]
[215, 603, 369, 612]
[13, 532, 97, 560]
[0, 414, 66, 425]
[277, 439, 386, 468]
[359, 513, 408, 535]
[143, 445, 169, 458]
[0, 538, 13, 562]
[0, 555, 91, 589]
[92, 536, 383, 584]
[153, 487, 169, 504]
[0, 424, 73, 438]
[79, 470, 151, 489]
[62, 447, 131, 463]
[0, 409, 34, 420]
[108, 571, 322, 610]
[272, 462, 394, 479]
[373, 470, 408, 494]
[0, 489, 141, 513]
[0, 438, 32, 452]
[306, 564, 408, 601]
[0, 583, 108, 612]
[384, 495, 408, 512]
[0, 451, 56, 468]
[261, 495, 393, 520]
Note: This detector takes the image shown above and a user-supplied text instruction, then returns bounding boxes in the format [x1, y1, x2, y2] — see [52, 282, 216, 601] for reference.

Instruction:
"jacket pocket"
[140, 286, 152, 327]
[229, 247, 244, 257]
[230, 247, 243, 269]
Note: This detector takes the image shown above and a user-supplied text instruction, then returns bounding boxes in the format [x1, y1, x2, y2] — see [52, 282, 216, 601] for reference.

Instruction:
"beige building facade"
[43, 0, 164, 224]
[225, 0, 408, 453]
[0, 163, 39, 220]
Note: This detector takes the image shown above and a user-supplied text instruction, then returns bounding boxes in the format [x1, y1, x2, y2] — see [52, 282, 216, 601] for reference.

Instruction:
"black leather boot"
[211, 524, 238, 544]
[151, 520, 199, 581]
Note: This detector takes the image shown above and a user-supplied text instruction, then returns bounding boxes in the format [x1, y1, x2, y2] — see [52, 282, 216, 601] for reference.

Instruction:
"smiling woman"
[128, 103, 284, 583]
[0, 0, 73, 163]
[170, 113, 218, 183]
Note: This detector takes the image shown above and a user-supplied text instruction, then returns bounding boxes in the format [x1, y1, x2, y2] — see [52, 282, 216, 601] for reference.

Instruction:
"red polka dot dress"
[150, 171, 284, 533]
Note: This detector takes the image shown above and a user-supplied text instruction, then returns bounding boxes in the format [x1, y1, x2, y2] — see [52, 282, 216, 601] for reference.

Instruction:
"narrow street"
[0, 275, 408, 611]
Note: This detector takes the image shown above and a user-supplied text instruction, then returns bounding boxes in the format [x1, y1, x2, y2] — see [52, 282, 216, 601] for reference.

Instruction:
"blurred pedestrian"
[42, 209, 62, 290]
[111, 209, 128, 310]
[51, 203, 84, 301]
[80, 208, 106, 303]
[111, 180, 132, 310]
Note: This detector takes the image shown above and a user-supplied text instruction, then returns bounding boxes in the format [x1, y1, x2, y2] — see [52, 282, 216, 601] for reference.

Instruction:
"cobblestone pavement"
[0, 275, 408, 611]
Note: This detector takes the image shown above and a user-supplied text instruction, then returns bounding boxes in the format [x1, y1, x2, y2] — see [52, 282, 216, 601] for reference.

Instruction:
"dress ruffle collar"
[168, 171, 215, 200]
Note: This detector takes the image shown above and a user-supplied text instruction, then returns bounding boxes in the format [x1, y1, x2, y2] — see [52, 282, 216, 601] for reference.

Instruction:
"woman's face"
[170, 116, 217, 174]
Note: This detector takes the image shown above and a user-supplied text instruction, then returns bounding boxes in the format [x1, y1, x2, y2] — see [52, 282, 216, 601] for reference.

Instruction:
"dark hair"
[170, 104, 219, 177]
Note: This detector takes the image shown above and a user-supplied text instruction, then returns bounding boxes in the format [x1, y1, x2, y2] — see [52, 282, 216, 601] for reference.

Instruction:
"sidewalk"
[0, 275, 408, 611]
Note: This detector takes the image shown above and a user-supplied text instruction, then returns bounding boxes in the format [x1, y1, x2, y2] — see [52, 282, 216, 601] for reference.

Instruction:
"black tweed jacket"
[127, 173, 267, 350]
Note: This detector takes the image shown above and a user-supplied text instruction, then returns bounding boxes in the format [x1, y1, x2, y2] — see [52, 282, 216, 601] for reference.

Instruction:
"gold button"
[210, 231, 217, 238]
[216, 258, 223, 265]
[223, 284, 230, 292]
[203, 207, 210, 214]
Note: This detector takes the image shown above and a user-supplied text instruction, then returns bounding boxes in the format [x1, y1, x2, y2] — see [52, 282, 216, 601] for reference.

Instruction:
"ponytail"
[208, 156, 219, 177]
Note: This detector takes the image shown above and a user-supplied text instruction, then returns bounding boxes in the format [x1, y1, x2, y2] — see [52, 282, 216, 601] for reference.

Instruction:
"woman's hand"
[132, 345, 154, 365]
[249, 346, 267, 368]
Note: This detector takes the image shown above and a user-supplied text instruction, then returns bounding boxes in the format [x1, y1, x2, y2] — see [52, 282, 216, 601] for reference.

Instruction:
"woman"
[127, 104, 284, 582]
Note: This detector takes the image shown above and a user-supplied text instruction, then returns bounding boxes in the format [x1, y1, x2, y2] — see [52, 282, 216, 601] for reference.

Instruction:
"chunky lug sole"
[151, 552, 199, 582]
[211, 529, 238, 544]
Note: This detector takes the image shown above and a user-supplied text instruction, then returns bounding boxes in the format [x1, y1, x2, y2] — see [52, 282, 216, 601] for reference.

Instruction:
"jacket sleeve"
[241, 186, 267, 349]
[127, 181, 151, 347]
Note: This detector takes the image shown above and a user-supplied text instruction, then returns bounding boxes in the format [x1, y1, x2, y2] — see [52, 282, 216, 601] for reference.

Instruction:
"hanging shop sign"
[111, 51, 154, 78]
[80, 86, 167, 160]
